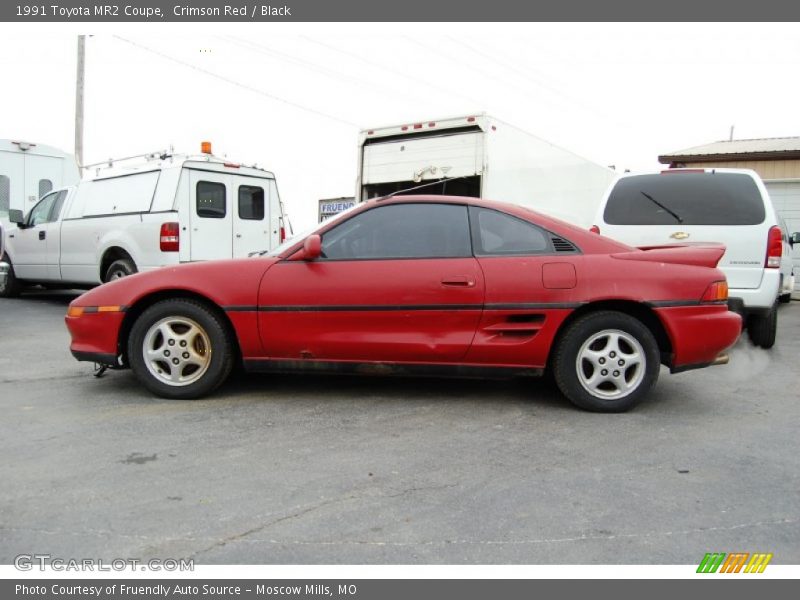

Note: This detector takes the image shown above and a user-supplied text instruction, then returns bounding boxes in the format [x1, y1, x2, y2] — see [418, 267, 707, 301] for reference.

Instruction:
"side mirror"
[8, 209, 25, 227]
[303, 234, 322, 260]
[791, 232, 800, 246]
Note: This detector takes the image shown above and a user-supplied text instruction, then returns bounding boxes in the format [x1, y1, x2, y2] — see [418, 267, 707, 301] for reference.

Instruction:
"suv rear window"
[604, 173, 766, 226]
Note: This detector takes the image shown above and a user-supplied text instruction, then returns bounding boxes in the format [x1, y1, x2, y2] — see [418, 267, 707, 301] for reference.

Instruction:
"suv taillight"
[160, 222, 179, 252]
[701, 280, 729, 303]
[766, 225, 782, 268]
[279, 226, 286, 243]
[589, 225, 600, 234]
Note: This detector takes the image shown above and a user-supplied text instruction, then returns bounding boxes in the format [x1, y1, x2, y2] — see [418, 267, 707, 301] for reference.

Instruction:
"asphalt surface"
[0, 290, 798, 565]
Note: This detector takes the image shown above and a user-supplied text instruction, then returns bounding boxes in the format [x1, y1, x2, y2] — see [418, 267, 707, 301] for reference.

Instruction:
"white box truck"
[0, 144, 286, 297]
[356, 113, 616, 227]
[0, 139, 80, 223]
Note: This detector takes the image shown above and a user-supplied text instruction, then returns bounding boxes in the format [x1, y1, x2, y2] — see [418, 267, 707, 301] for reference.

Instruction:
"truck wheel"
[552, 311, 660, 412]
[104, 258, 137, 282]
[127, 299, 234, 399]
[0, 254, 23, 298]
[747, 303, 777, 349]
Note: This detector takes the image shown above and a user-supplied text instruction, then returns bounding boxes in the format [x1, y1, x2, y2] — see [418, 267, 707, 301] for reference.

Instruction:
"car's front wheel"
[552, 311, 660, 412]
[0, 254, 23, 298]
[127, 299, 235, 399]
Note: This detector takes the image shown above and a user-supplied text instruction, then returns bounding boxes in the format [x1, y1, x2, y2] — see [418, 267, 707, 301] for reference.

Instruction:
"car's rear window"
[604, 173, 766, 225]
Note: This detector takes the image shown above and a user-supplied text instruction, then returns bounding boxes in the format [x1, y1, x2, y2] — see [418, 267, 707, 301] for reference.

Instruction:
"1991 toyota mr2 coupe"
[66, 195, 741, 412]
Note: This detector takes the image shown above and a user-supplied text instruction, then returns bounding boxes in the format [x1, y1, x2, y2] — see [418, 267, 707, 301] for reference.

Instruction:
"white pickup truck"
[0, 149, 286, 297]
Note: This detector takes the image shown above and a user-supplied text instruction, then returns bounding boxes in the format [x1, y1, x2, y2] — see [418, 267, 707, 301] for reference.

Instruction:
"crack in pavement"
[3, 516, 795, 556]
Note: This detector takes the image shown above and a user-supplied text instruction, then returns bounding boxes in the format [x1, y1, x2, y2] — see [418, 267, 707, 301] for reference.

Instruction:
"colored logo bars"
[696, 552, 773, 573]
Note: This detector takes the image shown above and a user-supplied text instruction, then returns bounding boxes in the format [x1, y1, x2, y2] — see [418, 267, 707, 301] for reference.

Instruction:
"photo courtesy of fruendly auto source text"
[0, 0, 798, 598]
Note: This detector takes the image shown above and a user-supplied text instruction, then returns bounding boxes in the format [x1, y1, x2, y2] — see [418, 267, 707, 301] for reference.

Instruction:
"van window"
[0, 174, 9, 216]
[470, 207, 551, 255]
[39, 179, 53, 199]
[196, 181, 226, 218]
[604, 173, 766, 226]
[238, 185, 264, 221]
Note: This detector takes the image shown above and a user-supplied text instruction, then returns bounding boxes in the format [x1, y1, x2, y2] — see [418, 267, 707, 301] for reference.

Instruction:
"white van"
[592, 168, 795, 349]
[0, 139, 80, 223]
[0, 147, 286, 296]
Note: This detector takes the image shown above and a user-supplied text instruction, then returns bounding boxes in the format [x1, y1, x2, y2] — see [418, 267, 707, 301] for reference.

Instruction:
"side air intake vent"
[551, 236, 577, 252]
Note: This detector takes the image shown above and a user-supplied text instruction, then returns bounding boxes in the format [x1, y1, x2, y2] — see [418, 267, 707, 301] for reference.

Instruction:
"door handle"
[39, 231, 46, 241]
[441, 276, 475, 287]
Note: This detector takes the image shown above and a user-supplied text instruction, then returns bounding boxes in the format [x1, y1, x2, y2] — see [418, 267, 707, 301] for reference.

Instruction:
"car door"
[44, 190, 68, 280]
[258, 202, 484, 363]
[189, 171, 233, 261]
[10, 192, 58, 280]
[463, 206, 583, 368]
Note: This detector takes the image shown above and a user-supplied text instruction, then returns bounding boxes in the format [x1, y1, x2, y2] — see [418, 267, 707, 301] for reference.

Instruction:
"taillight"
[279, 226, 286, 243]
[701, 280, 729, 303]
[589, 225, 600, 234]
[766, 225, 782, 268]
[160, 222, 179, 252]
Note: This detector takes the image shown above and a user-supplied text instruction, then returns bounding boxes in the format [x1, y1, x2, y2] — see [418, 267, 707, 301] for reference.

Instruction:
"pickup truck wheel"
[105, 258, 137, 282]
[0, 254, 23, 298]
[552, 311, 660, 412]
[127, 299, 234, 399]
[747, 304, 777, 349]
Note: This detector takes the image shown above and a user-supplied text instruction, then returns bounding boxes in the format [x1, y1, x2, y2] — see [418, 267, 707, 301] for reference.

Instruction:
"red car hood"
[70, 257, 280, 309]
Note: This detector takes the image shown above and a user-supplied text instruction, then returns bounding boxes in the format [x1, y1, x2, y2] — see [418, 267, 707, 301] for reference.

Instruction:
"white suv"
[592, 168, 795, 349]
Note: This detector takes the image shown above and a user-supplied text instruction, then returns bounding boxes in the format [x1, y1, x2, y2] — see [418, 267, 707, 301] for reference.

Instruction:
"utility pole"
[75, 35, 85, 171]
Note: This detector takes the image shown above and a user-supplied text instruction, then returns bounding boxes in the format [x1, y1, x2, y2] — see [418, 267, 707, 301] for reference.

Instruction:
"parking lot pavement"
[1, 291, 799, 565]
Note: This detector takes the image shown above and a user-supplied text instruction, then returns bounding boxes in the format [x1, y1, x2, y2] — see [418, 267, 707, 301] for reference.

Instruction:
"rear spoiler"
[611, 243, 726, 269]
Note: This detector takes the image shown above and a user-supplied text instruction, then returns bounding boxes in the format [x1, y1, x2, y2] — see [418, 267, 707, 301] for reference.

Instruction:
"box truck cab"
[0, 146, 286, 297]
[356, 114, 616, 227]
[0, 139, 80, 223]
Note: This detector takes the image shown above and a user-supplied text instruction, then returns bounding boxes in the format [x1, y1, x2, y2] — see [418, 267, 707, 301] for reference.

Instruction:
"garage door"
[766, 180, 800, 292]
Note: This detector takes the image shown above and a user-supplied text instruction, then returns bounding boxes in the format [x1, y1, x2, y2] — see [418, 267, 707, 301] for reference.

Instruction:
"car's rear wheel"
[747, 303, 777, 349]
[552, 311, 660, 412]
[0, 254, 23, 298]
[127, 299, 234, 399]
[105, 258, 137, 282]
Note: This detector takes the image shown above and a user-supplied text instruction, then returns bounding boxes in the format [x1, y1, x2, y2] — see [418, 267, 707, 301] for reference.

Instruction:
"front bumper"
[65, 310, 126, 365]
[655, 304, 742, 372]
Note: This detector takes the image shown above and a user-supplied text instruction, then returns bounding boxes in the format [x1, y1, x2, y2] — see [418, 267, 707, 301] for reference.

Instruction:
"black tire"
[747, 303, 777, 349]
[104, 258, 137, 282]
[0, 254, 23, 298]
[127, 299, 235, 399]
[552, 311, 661, 412]
[778, 293, 791, 304]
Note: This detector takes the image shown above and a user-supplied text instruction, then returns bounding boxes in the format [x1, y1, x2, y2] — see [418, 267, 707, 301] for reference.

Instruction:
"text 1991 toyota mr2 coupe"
[66, 195, 741, 412]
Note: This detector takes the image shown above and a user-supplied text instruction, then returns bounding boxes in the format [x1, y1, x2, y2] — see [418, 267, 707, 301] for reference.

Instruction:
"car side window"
[196, 181, 226, 218]
[28, 193, 58, 227]
[49, 191, 67, 222]
[321, 203, 472, 260]
[469, 207, 552, 255]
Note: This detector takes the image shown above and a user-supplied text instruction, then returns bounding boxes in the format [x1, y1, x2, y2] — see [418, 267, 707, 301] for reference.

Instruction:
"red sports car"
[65, 195, 741, 412]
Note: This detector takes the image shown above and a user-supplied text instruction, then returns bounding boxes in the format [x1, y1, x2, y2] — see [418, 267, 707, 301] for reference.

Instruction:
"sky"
[1, 23, 798, 228]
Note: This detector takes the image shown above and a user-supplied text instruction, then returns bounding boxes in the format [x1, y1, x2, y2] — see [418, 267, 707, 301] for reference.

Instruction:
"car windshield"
[604, 173, 766, 226]
[264, 204, 361, 257]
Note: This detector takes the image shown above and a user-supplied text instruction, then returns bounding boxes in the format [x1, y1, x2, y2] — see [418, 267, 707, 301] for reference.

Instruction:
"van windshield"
[604, 173, 765, 225]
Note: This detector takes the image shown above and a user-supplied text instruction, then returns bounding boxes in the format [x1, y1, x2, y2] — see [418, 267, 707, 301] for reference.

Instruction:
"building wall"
[680, 159, 800, 181]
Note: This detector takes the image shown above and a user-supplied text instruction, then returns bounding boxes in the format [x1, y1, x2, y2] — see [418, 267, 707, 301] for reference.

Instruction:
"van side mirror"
[791, 232, 800, 246]
[303, 234, 322, 260]
[8, 209, 25, 227]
